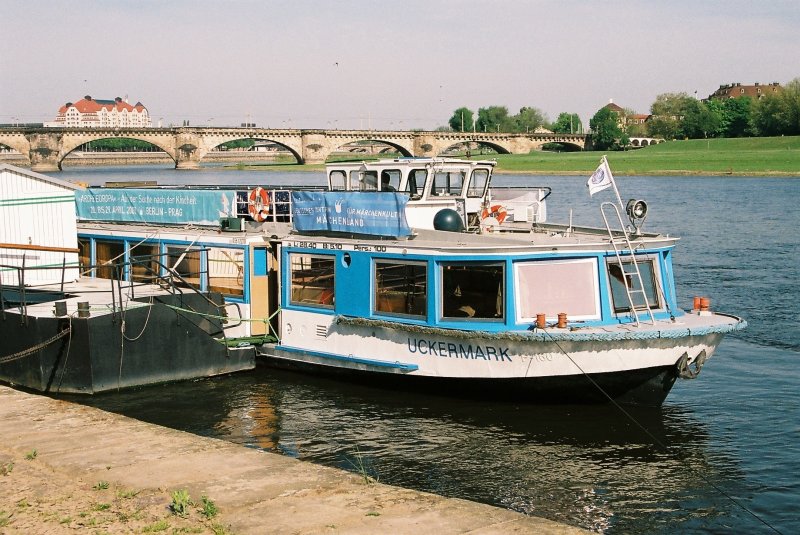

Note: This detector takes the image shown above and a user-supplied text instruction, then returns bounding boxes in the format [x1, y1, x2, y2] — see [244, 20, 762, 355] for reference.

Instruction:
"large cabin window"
[374, 260, 426, 317]
[432, 170, 465, 196]
[607, 258, 660, 313]
[289, 253, 335, 308]
[403, 169, 428, 199]
[95, 239, 125, 279]
[467, 169, 490, 197]
[441, 262, 504, 320]
[166, 247, 202, 290]
[208, 247, 245, 297]
[515, 259, 600, 321]
[78, 238, 92, 277]
[129, 242, 161, 283]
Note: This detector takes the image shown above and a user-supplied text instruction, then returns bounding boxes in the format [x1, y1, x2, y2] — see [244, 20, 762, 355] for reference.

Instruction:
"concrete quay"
[0, 386, 585, 534]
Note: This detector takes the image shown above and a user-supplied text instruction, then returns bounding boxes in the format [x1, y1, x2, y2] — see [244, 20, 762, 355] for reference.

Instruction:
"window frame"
[606, 256, 661, 314]
[373, 259, 427, 319]
[288, 253, 336, 309]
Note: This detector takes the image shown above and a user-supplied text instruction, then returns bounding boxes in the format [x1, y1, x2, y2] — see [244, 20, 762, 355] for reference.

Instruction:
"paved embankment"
[0, 386, 585, 534]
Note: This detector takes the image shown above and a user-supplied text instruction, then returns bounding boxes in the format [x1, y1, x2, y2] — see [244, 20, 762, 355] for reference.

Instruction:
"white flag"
[587, 158, 614, 196]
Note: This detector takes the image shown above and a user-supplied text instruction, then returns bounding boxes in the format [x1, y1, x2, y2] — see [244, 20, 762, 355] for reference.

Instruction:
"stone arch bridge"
[0, 127, 588, 172]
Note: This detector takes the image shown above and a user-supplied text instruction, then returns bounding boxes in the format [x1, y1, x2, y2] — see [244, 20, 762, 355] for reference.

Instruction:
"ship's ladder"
[600, 202, 655, 327]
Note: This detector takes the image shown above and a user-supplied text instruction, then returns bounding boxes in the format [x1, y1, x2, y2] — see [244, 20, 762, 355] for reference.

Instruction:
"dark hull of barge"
[0, 293, 254, 394]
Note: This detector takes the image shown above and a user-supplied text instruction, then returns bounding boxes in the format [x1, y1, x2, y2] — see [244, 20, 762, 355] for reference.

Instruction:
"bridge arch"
[58, 135, 176, 167]
[333, 138, 412, 158]
[206, 135, 303, 164]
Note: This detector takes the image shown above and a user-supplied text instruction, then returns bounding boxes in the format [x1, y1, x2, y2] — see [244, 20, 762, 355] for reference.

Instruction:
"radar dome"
[433, 209, 465, 232]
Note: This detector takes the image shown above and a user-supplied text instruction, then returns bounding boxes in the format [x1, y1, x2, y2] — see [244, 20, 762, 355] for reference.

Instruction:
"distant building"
[49, 95, 151, 128]
[601, 101, 651, 127]
[707, 82, 782, 101]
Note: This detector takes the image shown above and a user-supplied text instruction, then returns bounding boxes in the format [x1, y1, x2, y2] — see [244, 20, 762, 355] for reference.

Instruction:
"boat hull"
[0, 293, 255, 394]
[259, 346, 679, 406]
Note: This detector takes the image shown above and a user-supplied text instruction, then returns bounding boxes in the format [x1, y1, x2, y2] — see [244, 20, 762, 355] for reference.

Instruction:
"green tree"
[513, 106, 548, 133]
[589, 107, 623, 150]
[718, 96, 753, 137]
[752, 77, 800, 136]
[476, 106, 514, 133]
[647, 92, 695, 139]
[680, 99, 721, 139]
[448, 107, 475, 132]
[550, 112, 583, 134]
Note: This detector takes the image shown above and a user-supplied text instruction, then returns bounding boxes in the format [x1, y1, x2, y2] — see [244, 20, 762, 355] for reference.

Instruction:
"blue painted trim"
[276, 345, 419, 371]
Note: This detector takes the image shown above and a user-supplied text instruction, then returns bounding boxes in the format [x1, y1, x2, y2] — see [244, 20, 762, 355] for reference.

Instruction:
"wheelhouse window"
[329, 170, 347, 191]
[607, 258, 660, 313]
[379, 169, 401, 192]
[403, 168, 428, 199]
[289, 253, 335, 308]
[374, 260, 426, 317]
[351, 170, 378, 191]
[208, 247, 244, 297]
[467, 169, 490, 197]
[432, 170, 465, 196]
[515, 259, 600, 321]
[441, 262, 504, 320]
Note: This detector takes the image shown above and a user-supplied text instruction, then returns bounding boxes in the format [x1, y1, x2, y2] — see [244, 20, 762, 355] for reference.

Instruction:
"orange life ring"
[248, 187, 270, 222]
[481, 204, 507, 225]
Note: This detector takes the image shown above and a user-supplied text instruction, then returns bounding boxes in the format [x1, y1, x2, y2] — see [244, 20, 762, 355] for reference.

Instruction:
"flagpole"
[603, 155, 627, 215]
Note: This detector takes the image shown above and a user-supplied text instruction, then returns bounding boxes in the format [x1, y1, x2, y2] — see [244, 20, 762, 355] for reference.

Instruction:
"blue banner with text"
[75, 188, 238, 226]
[291, 191, 411, 237]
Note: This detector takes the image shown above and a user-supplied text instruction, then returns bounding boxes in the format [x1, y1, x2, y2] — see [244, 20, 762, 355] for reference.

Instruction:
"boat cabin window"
[351, 170, 379, 191]
[379, 170, 401, 192]
[289, 253, 335, 308]
[441, 262, 504, 320]
[166, 247, 202, 290]
[514, 259, 600, 321]
[129, 242, 161, 284]
[403, 168, 428, 199]
[95, 239, 125, 280]
[78, 238, 91, 277]
[467, 169, 490, 198]
[329, 170, 347, 191]
[432, 170, 465, 196]
[208, 247, 245, 297]
[607, 258, 660, 313]
[374, 260, 427, 317]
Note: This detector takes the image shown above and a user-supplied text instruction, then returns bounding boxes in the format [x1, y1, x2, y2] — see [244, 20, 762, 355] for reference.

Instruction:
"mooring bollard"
[77, 302, 90, 318]
[54, 301, 67, 317]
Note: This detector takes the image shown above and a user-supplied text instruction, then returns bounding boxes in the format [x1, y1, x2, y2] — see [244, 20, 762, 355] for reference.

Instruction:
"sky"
[2, 0, 799, 130]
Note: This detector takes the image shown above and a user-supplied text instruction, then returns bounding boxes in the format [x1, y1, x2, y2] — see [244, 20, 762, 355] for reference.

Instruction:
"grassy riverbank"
[252, 135, 800, 176]
[491, 136, 800, 175]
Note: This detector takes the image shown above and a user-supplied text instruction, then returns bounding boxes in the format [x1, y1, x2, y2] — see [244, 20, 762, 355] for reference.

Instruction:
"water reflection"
[71, 366, 745, 533]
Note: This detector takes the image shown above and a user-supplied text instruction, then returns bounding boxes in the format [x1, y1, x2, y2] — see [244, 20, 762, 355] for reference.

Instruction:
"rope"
[0, 326, 72, 364]
[334, 315, 748, 341]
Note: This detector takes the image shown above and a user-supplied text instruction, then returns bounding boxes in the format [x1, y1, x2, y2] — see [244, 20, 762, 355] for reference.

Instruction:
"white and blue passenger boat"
[72, 158, 745, 405]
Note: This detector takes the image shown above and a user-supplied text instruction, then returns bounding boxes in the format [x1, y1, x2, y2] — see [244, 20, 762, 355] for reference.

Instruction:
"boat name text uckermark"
[407, 338, 512, 362]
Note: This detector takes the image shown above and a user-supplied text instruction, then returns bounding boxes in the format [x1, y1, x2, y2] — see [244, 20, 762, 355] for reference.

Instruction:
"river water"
[60, 164, 799, 533]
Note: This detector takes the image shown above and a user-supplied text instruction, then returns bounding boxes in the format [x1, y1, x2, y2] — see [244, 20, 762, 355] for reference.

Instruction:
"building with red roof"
[51, 95, 151, 128]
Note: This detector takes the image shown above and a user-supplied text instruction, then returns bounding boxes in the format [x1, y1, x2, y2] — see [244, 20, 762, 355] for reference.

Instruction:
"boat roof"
[326, 157, 496, 170]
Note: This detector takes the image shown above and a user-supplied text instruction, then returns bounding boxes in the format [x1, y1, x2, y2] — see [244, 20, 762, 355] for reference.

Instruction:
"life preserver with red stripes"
[248, 187, 270, 222]
[481, 204, 507, 225]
